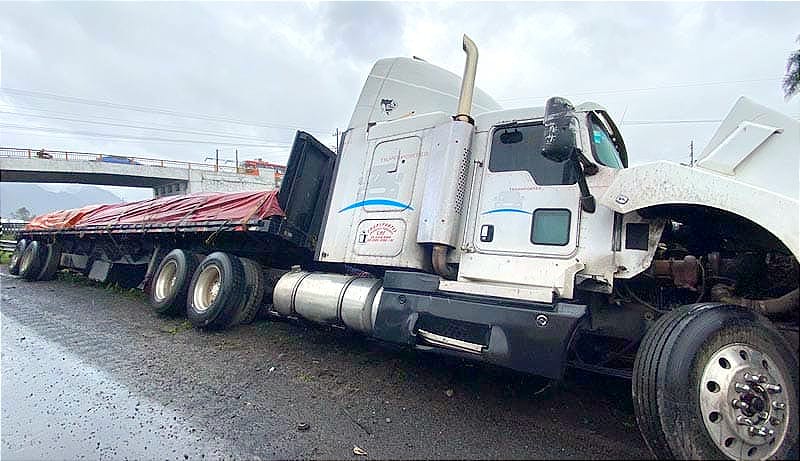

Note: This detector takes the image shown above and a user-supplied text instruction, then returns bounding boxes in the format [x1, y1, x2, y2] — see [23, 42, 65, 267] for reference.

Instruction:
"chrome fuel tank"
[272, 269, 383, 334]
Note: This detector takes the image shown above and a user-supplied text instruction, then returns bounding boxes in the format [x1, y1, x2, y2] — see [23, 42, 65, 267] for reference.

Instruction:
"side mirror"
[541, 96, 597, 213]
[541, 97, 578, 162]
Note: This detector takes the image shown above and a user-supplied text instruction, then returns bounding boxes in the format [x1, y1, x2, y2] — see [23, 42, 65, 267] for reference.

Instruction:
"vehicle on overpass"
[8, 36, 798, 460]
[96, 154, 141, 165]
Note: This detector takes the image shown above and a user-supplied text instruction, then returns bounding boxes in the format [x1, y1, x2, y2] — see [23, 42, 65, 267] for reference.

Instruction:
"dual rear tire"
[13, 240, 62, 281]
[149, 249, 265, 329]
[8, 239, 28, 275]
[186, 252, 247, 329]
[149, 249, 198, 315]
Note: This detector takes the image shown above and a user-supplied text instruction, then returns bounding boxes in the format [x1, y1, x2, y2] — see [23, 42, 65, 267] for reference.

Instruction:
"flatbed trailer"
[8, 36, 799, 460]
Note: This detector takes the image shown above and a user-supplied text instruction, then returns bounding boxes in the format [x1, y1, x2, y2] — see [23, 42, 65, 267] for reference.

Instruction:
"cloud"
[0, 0, 797, 203]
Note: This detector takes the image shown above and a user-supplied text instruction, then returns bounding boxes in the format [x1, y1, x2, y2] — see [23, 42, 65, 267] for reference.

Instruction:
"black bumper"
[373, 271, 586, 380]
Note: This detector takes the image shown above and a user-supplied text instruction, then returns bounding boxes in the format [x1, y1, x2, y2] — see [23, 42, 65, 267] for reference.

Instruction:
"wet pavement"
[2, 314, 241, 460]
[1, 267, 652, 460]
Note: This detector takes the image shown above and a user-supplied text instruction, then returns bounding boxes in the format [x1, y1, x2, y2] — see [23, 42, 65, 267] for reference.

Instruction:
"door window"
[489, 123, 578, 185]
[531, 209, 571, 246]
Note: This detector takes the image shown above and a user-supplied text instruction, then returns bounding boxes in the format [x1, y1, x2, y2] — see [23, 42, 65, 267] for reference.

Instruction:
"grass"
[56, 270, 146, 300]
[0, 251, 11, 265]
[161, 320, 193, 335]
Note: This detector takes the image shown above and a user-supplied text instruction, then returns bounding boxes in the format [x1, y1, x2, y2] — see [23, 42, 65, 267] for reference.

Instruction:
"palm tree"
[784, 35, 800, 100]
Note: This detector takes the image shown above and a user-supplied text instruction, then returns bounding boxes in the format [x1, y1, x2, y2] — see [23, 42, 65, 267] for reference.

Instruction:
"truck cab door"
[454, 121, 584, 301]
[473, 122, 580, 256]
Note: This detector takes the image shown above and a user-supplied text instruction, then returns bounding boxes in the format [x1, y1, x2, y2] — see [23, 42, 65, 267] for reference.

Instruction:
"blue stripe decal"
[481, 208, 532, 215]
[338, 199, 414, 213]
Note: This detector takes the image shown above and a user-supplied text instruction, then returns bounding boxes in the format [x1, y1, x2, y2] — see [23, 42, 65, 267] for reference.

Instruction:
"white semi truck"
[9, 36, 798, 460]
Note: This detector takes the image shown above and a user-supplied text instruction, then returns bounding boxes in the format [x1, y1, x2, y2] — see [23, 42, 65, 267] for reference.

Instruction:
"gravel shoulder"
[1, 267, 651, 460]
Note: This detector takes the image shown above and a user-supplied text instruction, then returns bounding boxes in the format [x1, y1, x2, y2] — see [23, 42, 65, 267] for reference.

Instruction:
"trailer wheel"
[633, 303, 798, 460]
[8, 239, 28, 275]
[149, 249, 198, 315]
[186, 252, 246, 329]
[36, 243, 62, 281]
[18, 241, 46, 281]
[234, 258, 265, 326]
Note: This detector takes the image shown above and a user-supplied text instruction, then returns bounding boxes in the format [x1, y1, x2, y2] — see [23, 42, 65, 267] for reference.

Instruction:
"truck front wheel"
[186, 252, 246, 329]
[149, 249, 198, 315]
[633, 303, 798, 460]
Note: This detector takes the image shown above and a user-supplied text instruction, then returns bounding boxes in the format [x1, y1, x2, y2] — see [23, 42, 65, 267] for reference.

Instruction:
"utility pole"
[334, 128, 340, 154]
[215, 148, 219, 172]
[235, 149, 239, 174]
[689, 140, 694, 167]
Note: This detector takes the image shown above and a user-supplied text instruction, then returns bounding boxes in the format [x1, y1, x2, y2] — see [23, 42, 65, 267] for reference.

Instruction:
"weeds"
[161, 320, 193, 335]
[56, 270, 145, 300]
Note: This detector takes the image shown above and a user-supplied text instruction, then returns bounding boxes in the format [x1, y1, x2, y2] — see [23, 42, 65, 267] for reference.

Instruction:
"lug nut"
[770, 417, 782, 426]
[753, 426, 774, 437]
[737, 415, 754, 426]
[732, 399, 750, 410]
[735, 383, 752, 393]
[758, 411, 770, 420]
[772, 401, 786, 410]
[744, 372, 762, 383]
[764, 384, 782, 394]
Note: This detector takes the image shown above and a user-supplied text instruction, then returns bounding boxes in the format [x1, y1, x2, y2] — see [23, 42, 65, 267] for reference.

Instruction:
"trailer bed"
[18, 131, 337, 257]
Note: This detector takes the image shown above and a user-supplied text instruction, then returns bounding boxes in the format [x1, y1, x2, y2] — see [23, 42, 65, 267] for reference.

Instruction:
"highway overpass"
[0, 148, 280, 197]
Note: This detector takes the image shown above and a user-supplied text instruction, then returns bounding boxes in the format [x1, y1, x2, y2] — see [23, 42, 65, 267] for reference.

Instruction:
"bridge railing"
[0, 147, 284, 176]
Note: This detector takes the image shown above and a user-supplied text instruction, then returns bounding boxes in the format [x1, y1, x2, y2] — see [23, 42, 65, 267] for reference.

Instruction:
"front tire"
[186, 252, 246, 329]
[633, 303, 798, 460]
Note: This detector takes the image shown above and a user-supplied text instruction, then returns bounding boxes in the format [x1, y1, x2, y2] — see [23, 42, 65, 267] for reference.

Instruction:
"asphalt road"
[1, 267, 652, 460]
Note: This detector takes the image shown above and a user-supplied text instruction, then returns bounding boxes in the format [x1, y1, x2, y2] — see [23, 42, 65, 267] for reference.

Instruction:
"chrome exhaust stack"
[422, 34, 479, 280]
[455, 34, 478, 123]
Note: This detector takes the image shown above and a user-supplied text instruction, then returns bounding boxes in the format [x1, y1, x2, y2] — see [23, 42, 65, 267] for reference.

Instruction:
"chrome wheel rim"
[154, 260, 179, 301]
[193, 265, 221, 313]
[19, 247, 35, 273]
[9, 251, 20, 268]
[700, 343, 790, 460]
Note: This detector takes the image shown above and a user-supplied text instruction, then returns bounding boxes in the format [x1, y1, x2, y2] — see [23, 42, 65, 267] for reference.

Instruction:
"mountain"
[0, 183, 124, 218]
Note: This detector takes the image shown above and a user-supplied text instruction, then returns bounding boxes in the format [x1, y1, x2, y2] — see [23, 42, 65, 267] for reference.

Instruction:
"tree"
[11, 207, 32, 221]
[784, 35, 800, 100]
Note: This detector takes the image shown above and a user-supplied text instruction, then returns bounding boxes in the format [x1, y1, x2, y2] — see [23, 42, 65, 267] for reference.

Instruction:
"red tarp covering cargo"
[26, 190, 283, 231]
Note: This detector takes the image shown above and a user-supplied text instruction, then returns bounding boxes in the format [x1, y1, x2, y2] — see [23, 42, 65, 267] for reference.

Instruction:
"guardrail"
[0, 147, 285, 176]
[1, 222, 27, 234]
[0, 240, 17, 251]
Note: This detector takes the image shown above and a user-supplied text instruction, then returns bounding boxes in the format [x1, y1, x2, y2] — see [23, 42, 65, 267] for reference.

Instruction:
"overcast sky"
[1, 1, 798, 201]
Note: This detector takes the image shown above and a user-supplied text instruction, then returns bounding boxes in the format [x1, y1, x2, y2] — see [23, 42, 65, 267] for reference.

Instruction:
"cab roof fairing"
[346, 57, 502, 131]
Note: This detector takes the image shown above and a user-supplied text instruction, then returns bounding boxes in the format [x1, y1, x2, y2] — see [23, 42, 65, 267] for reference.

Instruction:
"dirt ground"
[1, 267, 652, 460]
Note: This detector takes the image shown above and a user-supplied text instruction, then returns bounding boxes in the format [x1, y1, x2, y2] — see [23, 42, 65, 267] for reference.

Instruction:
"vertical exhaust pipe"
[430, 34, 479, 281]
[455, 34, 478, 123]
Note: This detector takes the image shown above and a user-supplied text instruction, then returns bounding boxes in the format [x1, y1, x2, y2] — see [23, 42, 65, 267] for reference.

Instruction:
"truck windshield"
[588, 114, 623, 169]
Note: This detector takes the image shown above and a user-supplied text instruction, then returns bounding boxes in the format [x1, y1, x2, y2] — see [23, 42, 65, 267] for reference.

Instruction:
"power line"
[0, 110, 294, 143]
[0, 87, 333, 133]
[1, 103, 333, 138]
[623, 119, 723, 126]
[0, 122, 292, 148]
[496, 77, 782, 103]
